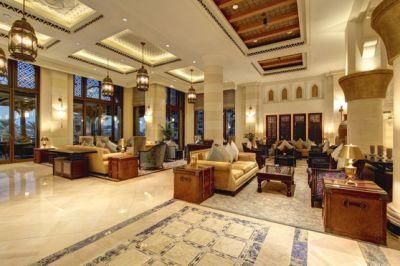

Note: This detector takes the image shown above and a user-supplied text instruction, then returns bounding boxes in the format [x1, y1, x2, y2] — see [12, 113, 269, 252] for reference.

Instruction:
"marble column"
[145, 83, 166, 142]
[339, 69, 393, 153]
[123, 87, 133, 138]
[185, 98, 195, 145]
[203, 56, 224, 145]
[371, 0, 400, 234]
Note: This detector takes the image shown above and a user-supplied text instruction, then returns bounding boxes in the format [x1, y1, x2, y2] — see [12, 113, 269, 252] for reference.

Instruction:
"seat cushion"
[232, 161, 257, 173]
[231, 169, 244, 180]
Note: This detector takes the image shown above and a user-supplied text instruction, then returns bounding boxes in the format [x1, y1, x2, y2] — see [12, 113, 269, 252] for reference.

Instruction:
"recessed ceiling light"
[170, 84, 174, 87]
[193, 60, 196, 64]
[165, 44, 170, 48]
[93, 68, 97, 71]
[122, 18, 127, 22]
[232, 4, 239, 10]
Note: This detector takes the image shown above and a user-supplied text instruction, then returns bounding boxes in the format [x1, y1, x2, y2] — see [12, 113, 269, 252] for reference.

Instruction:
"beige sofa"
[65, 145, 123, 175]
[190, 149, 258, 193]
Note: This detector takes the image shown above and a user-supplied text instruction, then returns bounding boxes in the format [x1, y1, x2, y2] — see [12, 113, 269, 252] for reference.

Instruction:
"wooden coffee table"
[257, 165, 295, 196]
[108, 155, 139, 181]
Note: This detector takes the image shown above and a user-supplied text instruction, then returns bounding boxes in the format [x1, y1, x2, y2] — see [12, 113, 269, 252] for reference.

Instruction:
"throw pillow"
[207, 145, 230, 162]
[96, 142, 106, 148]
[224, 145, 234, 163]
[294, 139, 304, 149]
[278, 140, 293, 151]
[106, 141, 118, 153]
[322, 141, 330, 153]
[246, 141, 252, 149]
[230, 141, 240, 161]
[331, 143, 343, 161]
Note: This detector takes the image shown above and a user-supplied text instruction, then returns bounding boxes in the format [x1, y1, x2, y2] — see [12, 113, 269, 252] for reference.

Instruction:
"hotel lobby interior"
[1, 0, 400, 265]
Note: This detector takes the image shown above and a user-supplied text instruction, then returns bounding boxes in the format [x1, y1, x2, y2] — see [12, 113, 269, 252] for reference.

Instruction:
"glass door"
[0, 91, 10, 162]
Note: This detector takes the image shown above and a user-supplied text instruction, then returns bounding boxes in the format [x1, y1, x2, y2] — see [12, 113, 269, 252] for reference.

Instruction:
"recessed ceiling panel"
[0, 21, 55, 47]
[99, 29, 179, 67]
[9, 0, 96, 28]
[70, 50, 136, 74]
[213, 0, 301, 49]
[167, 66, 204, 83]
[258, 53, 303, 71]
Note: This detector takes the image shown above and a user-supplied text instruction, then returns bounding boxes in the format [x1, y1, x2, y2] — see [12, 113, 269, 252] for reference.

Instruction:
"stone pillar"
[339, 69, 393, 153]
[203, 56, 224, 145]
[235, 86, 245, 150]
[371, 0, 400, 234]
[244, 84, 259, 135]
[145, 83, 166, 142]
[185, 98, 195, 145]
[123, 87, 133, 138]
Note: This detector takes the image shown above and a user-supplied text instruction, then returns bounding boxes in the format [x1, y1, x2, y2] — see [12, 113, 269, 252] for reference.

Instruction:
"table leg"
[285, 181, 292, 197]
[257, 177, 262, 193]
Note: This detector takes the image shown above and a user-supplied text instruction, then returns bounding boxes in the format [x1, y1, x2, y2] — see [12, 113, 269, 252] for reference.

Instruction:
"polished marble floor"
[0, 162, 399, 265]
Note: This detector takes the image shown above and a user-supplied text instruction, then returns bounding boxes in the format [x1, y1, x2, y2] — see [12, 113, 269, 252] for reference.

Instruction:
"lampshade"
[187, 69, 196, 104]
[339, 144, 364, 160]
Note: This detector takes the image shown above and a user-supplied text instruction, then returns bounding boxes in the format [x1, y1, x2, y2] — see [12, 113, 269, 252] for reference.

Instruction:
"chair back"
[78, 136, 94, 146]
[139, 142, 167, 169]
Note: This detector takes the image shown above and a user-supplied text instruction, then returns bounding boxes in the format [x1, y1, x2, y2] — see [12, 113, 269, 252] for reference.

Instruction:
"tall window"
[73, 75, 123, 143]
[281, 88, 288, 100]
[224, 108, 235, 141]
[266, 115, 277, 145]
[194, 110, 204, 137]
[166, 88, 185, 148]
[293, 113, 306, 140]
[133, 105, 146, 136]
[296, 87, 302, 99]
[312, 85, 319, 97]
[268, 90, 274, 101]
[279, 114, 291, 140]
[0, 60, 39, 162]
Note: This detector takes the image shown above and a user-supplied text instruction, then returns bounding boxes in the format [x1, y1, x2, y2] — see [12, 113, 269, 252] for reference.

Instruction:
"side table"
[108, 155, 139, 181]
[34, 148, 55, 163]
[323, 178, 388, 245]
[173, 165, 214, 204]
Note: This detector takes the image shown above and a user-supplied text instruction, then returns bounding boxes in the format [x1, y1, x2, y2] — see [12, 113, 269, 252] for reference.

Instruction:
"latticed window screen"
[100, 94, 111, 101]
[86, 78, 100, 99]
[17, 61, 36, 89]
[74, 76, 83, 97]
[0, 76, 8, 86]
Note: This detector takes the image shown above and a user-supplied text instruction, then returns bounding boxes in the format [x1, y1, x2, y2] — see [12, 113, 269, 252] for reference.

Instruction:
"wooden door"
[293, 113, 306, 140]
[308, 113, 323, 144]
[266, 115, 277, 145]
[279, 114, 292, 141]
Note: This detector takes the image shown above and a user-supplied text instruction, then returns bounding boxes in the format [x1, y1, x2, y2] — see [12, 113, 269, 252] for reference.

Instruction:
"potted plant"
[160, 121, 175, 144]
[244, 132, 256, 148]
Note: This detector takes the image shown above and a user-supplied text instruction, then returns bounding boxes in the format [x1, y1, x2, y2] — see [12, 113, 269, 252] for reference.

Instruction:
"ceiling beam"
[218, 0, 246, 9]
[260, 58, 303, 69]
[243, 24, 300, 44]
[228, 0, 297, 23]
[237, 11, 298, 34]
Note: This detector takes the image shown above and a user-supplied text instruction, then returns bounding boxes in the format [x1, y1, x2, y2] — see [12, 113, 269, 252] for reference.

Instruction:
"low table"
[257, 165, 295, 196]
[108, 155, 139, 181]
[50, 149, 97, 179]
[274, 155, 296, 167]
[34, 148, 55, 163]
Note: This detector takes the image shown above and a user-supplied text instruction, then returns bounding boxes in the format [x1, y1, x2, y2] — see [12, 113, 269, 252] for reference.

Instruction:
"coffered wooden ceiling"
[213, 0, 300, 49]
[258, 53, 302, 71]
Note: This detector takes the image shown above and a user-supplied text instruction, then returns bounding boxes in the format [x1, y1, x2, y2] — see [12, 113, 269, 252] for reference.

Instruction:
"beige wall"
[40, 68, 73, 147]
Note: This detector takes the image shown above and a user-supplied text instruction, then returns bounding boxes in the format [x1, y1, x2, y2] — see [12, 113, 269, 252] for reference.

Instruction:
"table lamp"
[339, 144, 364, 183]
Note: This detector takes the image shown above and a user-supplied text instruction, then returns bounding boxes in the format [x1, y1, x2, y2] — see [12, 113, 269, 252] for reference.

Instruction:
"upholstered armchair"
[126, 136, 147, 156]
[139, 142, 167, 170]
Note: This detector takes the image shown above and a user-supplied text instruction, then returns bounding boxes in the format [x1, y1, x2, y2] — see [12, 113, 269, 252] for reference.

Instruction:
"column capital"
[372, 0, 400, 65]
[339, 69, 393, 101]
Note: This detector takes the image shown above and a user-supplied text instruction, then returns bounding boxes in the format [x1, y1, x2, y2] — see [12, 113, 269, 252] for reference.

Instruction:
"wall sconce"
[246, 106, 256, 123]
[55, 97, 66, 128]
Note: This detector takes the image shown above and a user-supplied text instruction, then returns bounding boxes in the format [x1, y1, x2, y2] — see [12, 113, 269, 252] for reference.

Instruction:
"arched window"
[282, 88, 288, 100]
[296, 87, 302, 99]
[268, 90, 274, 101]
[312, 85, 319, 97]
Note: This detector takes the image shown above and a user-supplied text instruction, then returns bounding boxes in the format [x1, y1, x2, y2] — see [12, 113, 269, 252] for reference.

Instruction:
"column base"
[387, 203, 400, 236]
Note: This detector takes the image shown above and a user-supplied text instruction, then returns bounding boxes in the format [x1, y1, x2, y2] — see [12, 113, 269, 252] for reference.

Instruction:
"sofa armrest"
[102, 153, 123, 160]
[238, 152, 256, 162]
[197, 160, 232, 171]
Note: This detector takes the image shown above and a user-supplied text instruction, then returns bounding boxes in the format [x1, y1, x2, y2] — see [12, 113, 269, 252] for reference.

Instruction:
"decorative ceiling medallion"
[70, 50, 136, 74]
[9, 0, 96, 28]
[167, 66, 204, 83]
[0, 21, 52, 46]
[99, 29, 179, 67]
[253, 52, 306, 76]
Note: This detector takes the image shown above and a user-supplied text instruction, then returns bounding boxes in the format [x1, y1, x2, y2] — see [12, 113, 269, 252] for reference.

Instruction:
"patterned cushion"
[277, 140, 293, 151]
[294, 139, 304, 149]
[207, 145, 230, 162]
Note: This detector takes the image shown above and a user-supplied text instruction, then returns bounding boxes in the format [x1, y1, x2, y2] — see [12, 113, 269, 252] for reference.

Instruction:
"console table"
[34, 148, 55, 164]
[323, 178, 388, 245]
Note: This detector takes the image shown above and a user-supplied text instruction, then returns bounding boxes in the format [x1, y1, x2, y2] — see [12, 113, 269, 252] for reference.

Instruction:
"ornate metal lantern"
[136, 42, 149, 91]
[187, 69, 197, 104]
[101, 59, 114, 97]
[0, 48, 7, 76]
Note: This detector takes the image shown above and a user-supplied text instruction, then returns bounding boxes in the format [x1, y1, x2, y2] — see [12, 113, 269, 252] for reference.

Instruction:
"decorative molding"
[68, 56, 137, 75]
[0, 1, 70, 33]
[73, 15, 104, 33]
[96, 42, 181, 68]
[251, 62, 306, 76]
[165, 72, 204, 84]
[248, 41, 305, 56]
[44, 39, 60, 50]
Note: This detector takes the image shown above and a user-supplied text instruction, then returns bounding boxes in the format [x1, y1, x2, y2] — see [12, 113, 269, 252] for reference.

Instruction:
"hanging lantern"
[187, 69, 197, 104]
[0, 48, 7, 76]
[8, 0, 38, 62]
[101, 59, 114, 96]
[136, 42, 149, 91]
